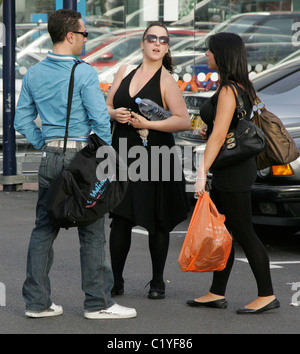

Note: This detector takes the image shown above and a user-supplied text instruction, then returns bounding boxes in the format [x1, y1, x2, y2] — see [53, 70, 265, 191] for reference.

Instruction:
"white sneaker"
[25, 303, 63, 318]
[84, 303, 137, 319]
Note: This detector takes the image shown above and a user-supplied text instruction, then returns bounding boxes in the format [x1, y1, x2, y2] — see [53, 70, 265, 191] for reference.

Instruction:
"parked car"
[17, 23, 48, 49]
[178, 58, 300, 233]
[251, 58, 300, 233]
[176, 11, 300, 79]
[82, 30, 144, 72]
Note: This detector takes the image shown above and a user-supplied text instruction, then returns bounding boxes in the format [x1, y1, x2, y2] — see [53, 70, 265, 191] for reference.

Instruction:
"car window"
[187, 14, 265, 51]
[246, 18, 295, 44]
[17, 28, 48, 48]
[92, 35, 141, 62]
[257, 68, 300, 94]
[262, 17, 295, 37]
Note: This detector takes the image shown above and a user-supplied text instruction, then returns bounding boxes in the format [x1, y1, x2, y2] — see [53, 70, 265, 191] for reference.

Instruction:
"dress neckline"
[128, 65, 162, 99]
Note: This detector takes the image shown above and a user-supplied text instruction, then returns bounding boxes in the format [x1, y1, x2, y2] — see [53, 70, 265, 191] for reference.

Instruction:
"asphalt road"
[0, 190, 300, 337]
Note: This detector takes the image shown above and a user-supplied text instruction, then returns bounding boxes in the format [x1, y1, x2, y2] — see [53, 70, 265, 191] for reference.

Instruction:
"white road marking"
[236, 258, 300, 269]
[132, 228, 186, 235]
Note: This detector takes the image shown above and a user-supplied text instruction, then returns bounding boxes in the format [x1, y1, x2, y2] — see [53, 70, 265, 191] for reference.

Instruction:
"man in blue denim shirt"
[14, 9, 136, 320]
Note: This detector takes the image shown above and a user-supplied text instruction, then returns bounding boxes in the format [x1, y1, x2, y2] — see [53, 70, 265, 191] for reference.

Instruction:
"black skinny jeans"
[209, 188, 274, 297]
[109, 215, 169, 287]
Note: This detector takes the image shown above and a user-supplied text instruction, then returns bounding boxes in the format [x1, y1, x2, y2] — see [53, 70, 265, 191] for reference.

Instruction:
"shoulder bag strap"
[226, 81, 245, 119]
[63, 60, 82, 153]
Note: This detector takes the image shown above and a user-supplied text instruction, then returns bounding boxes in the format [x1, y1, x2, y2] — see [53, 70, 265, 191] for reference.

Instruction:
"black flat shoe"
[111, 280, 124, 296]
[148, 291, 165, 299]
[186, 298, 228, 309]
[236, 298, 280, 314]
[147, 280, 165, 300]
[111, 286, 124, 296]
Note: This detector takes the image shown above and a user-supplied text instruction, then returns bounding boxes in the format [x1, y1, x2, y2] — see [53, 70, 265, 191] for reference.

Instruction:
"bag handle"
[63, 60, 82, 153]
[212, 81, 245, 123]
[226, 81, 246, 119]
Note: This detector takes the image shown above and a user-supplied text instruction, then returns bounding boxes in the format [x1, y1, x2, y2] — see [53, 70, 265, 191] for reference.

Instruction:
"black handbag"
[212, 82, 267, 170]
[47, 61, 128, 229]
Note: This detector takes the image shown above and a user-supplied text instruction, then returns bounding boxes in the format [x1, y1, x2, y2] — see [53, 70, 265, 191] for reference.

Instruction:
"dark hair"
[48, 9, 82, 44]
[142, 22, 175, 73]
[206, 32, 256, 104]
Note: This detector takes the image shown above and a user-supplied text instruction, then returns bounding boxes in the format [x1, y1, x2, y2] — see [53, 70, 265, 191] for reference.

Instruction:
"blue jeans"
[22, 146, 115, 312]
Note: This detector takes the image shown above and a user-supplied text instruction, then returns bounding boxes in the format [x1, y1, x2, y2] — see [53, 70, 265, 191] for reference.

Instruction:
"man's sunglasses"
[73, 31, 89, 38]
[144, 34, 169, 45]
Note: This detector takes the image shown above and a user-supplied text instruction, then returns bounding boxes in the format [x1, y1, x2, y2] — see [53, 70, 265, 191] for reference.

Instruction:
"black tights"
[109, 215, 170, 287]
[209, 188, 274, 297]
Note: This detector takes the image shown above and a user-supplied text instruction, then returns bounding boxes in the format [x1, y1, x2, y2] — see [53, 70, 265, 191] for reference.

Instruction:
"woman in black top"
[187, 32, 279, 314]
[106, 23, 190, 299]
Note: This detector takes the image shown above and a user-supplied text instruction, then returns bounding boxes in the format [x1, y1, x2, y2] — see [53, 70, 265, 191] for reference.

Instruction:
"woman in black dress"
[187, 32, 279, 314]
[106, 23, 190, 299]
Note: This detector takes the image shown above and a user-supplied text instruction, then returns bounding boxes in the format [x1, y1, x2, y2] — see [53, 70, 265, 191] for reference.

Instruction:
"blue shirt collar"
[47, 51, 80, 61]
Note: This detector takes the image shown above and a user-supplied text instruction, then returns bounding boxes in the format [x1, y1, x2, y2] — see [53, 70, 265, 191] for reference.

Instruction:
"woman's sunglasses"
[144, 34, 169, 45]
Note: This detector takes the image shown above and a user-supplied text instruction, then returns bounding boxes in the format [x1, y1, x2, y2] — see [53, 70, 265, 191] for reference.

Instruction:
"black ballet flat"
[236, 298, 280, 314]
[146, 280, 165, 300]
[186, 298, 228, 309]
[111, 281, 124, 296]
[111, 286, 124, 296]
[148, 290, 165, 300]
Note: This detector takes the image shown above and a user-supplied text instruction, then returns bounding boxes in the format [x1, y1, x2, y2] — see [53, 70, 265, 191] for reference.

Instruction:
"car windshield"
[254, 63, 300, 94]
[85, 34, 142, 63]
[212, 14, 263, 34]
[17, 27, 48, 48]
[182, 14, 263, 51]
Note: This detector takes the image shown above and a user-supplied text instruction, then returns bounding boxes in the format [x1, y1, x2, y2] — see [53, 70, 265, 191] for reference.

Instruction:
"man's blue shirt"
[14, 52, 112, 149]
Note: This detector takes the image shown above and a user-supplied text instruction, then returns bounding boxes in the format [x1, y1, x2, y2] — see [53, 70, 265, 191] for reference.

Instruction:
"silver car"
[251, 58, 300, 233]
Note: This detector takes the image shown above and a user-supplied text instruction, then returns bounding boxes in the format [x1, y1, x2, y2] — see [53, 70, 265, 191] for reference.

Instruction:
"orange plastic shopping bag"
[178, 191, 232, 272]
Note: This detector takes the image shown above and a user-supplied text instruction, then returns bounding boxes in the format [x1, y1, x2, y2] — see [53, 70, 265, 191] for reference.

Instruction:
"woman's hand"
[114, 107, 132, 124]
[194, 175, 207, 198]
[198, 125, 208, 139]
[129, 111, 149, 129]
[194, 158, 207, 197]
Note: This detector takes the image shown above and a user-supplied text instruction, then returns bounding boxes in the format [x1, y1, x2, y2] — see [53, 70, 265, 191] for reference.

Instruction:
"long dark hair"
[206, 32, 256, 104]
[142, 22, 175, 73]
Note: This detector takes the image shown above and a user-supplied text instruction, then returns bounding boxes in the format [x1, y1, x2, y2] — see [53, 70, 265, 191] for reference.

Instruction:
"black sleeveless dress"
[110, 65, 189, 234]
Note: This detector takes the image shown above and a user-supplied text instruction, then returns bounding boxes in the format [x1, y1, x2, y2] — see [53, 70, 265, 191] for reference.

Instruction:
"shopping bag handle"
[193, 191, 225, 222]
